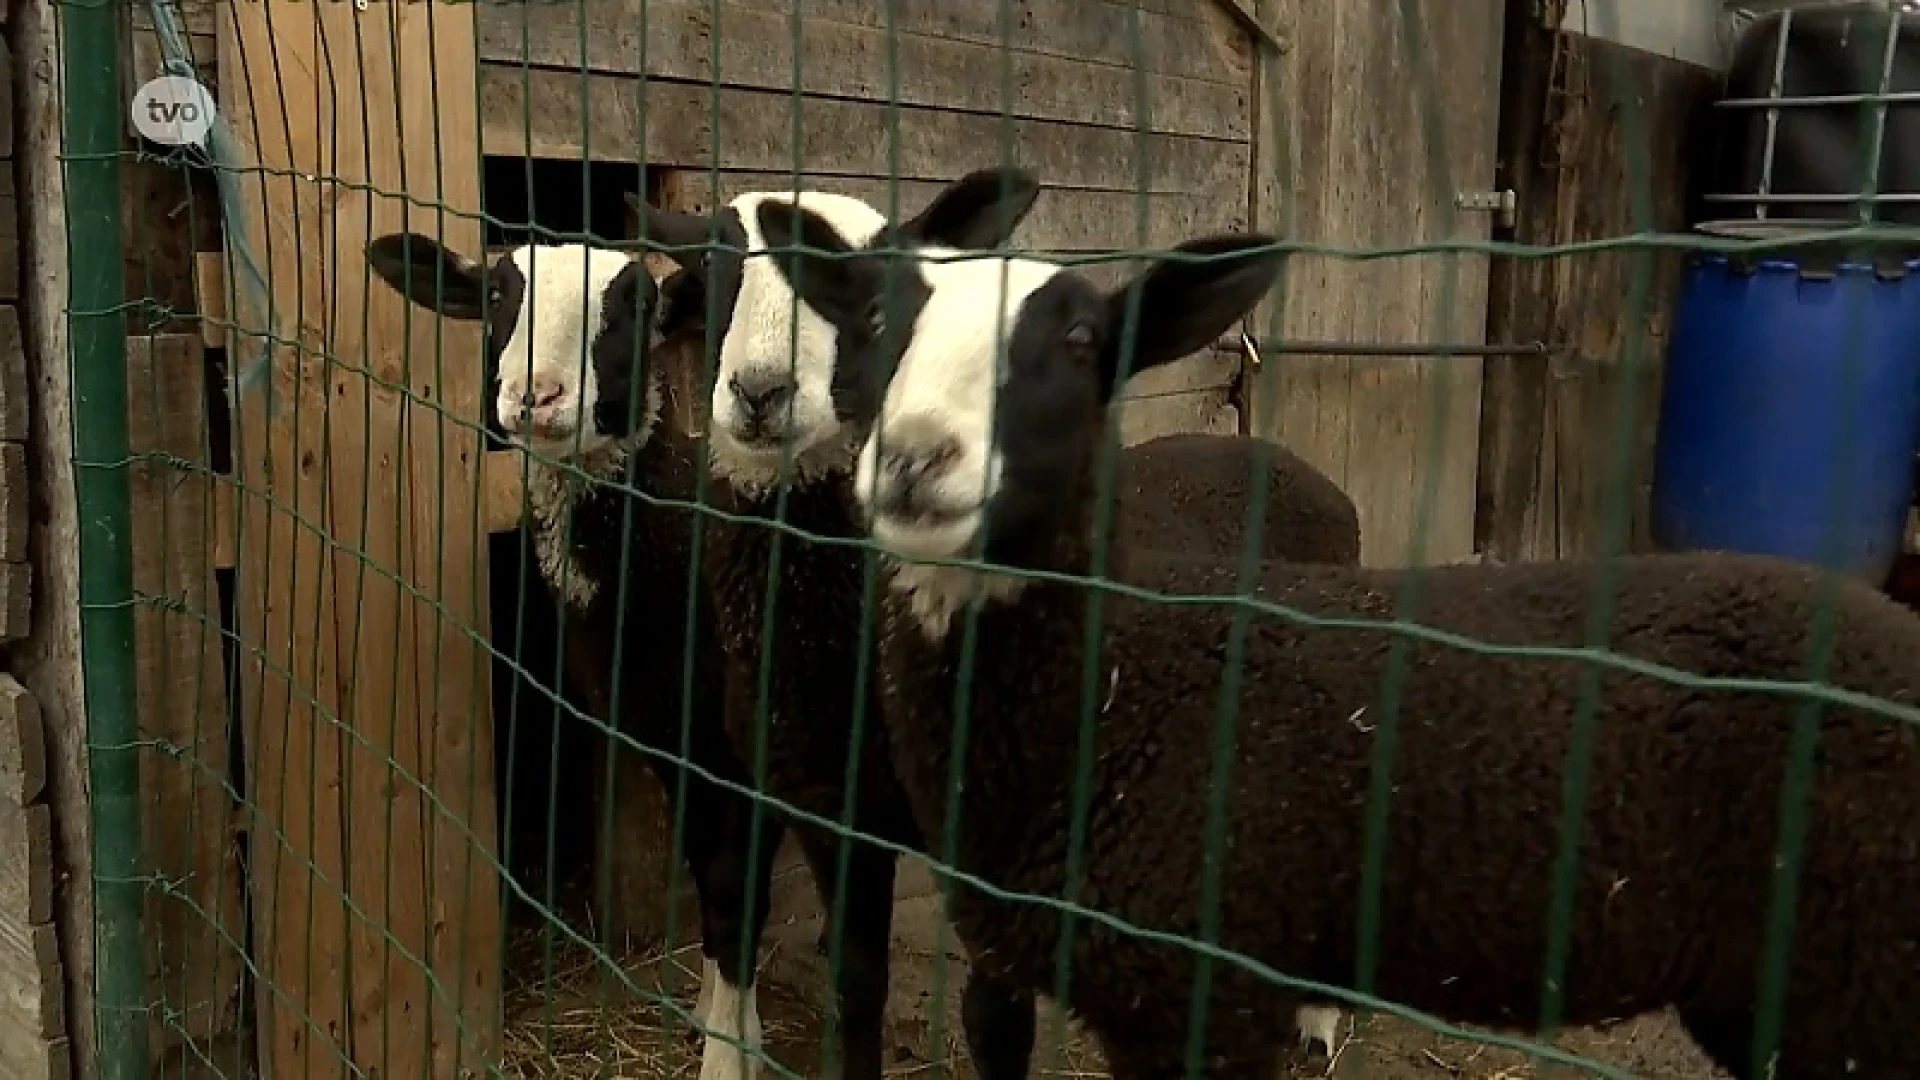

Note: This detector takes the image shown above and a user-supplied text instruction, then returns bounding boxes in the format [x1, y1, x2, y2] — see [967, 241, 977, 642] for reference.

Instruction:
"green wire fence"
[45, 0, 1920, 1077]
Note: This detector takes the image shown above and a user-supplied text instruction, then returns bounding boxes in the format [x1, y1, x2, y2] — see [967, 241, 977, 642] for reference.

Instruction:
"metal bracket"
[1456, 188, 1518, 230]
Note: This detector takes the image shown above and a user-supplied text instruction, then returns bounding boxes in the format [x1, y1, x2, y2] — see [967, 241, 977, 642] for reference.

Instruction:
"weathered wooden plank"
[0, 37, 15, 160]
[1251, 0, 1505, 568]
[0, 308, 21, 440]
[0, 675, 66, 1080]
[534, 0, 1250, 84]
[644, 168, 1247, 254]
[477, 0, 1248, 140]
[481, 68, 1249, 197]
[0, 171, 19, 303]
[225, 1, 500, 1076]
[123, 335, 245, 1052]
[1478, 24, 1713, 563]
[0, 443, 22, 563]
[218, 0, 355, 1070]
[11, 0, 86, 1070]
[192, 251, 226, 353]
[480, 0, 1244, 85]
[122, 158, 221, 337]
[0, 562, 24, 642]
[313, 3, 501, 1073]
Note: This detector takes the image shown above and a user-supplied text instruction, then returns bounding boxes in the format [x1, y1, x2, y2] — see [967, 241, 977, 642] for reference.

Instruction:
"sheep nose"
[729, 374, 796, 427]
[880, 438, 962, 503]
[520, 380, 564, 410]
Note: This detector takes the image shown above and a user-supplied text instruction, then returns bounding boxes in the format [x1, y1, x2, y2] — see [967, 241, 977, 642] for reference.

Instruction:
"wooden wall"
[1250, 0, 1508, 568]
[1477, 0, 1721, 563]
[480, 0, 1261, 439]
[0, 1, 74, 1074]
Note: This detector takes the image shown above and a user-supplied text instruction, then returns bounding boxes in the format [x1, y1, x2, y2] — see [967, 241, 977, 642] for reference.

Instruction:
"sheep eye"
[864, 301, 885, 338]
[1065, 322, 1094, 348]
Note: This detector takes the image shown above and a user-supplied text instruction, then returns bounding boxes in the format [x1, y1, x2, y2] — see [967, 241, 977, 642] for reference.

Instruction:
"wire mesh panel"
[40, 0, 1920, 1078]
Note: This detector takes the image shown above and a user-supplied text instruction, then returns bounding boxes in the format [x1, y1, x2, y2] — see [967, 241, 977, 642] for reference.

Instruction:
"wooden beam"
[12, 0, 92, 1071]
[192, 252, 225, 354]
[123, 335, 244, 1053]
[217, 7, 355, 1073]
[218, 3, 499, 1078]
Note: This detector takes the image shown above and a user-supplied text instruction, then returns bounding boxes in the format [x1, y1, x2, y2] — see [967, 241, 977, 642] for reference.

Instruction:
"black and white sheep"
[759, 210, 1920, 1079]
[363, 235, 770, 1080]
[629, 169, 1049, 1080]
[630, 172, 1363, 1075]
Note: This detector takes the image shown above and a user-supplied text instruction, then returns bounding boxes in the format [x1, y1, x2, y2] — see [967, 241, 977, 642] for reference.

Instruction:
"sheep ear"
[1100, 233, 1282, 387]
[754, 199, 872, 328]
[366, 231, 489, 320]
[631, 197, 722, 274]
[894, 166, 1040, 249]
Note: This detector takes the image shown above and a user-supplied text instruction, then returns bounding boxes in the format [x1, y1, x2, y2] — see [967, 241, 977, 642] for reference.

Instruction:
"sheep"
[363, 234, 770, 1080]
[632, 173, 1360, 1075]
[758, 208, 1920, 1080]
[1110, 431, 1360, 572]
[629, 167, 1049, 1080]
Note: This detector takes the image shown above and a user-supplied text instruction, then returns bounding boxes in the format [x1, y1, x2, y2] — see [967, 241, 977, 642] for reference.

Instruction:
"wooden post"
[13, 0, 93, 1073]
[123, 335, 246, 1057]
[216, 3, 499, 1077]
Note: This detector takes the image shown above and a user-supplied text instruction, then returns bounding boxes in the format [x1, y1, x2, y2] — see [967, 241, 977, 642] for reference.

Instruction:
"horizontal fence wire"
[50, 0, 1920, 1078]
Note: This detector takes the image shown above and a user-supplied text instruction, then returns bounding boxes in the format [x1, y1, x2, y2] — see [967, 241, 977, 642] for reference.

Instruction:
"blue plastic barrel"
[1651, 253, 1920, 583]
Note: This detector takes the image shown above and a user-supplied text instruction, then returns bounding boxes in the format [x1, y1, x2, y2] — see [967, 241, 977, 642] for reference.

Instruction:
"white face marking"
[495, 243, 649, 460]
[709, 190, 889, 492]
[522, 379, 663, 613]
[854, 249, 1060, 560]
[853, 250, 1063, 638]
[695, 959, 763, 1080]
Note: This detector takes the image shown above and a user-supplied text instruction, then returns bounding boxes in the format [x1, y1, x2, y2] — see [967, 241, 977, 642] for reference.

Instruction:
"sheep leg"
[1294, 1001, 1344, 1058]
[794, 827, 895, 1080]
[961, 972, 1036, 1080]
[680, 783, 784, 1080]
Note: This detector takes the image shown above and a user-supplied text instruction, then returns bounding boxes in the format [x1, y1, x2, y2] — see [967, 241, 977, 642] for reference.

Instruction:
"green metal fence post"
[61, 1, 153, 1078]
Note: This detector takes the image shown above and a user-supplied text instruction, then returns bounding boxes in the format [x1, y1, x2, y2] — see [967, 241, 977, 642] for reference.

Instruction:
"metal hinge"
[1456, 189, 1518, 230]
